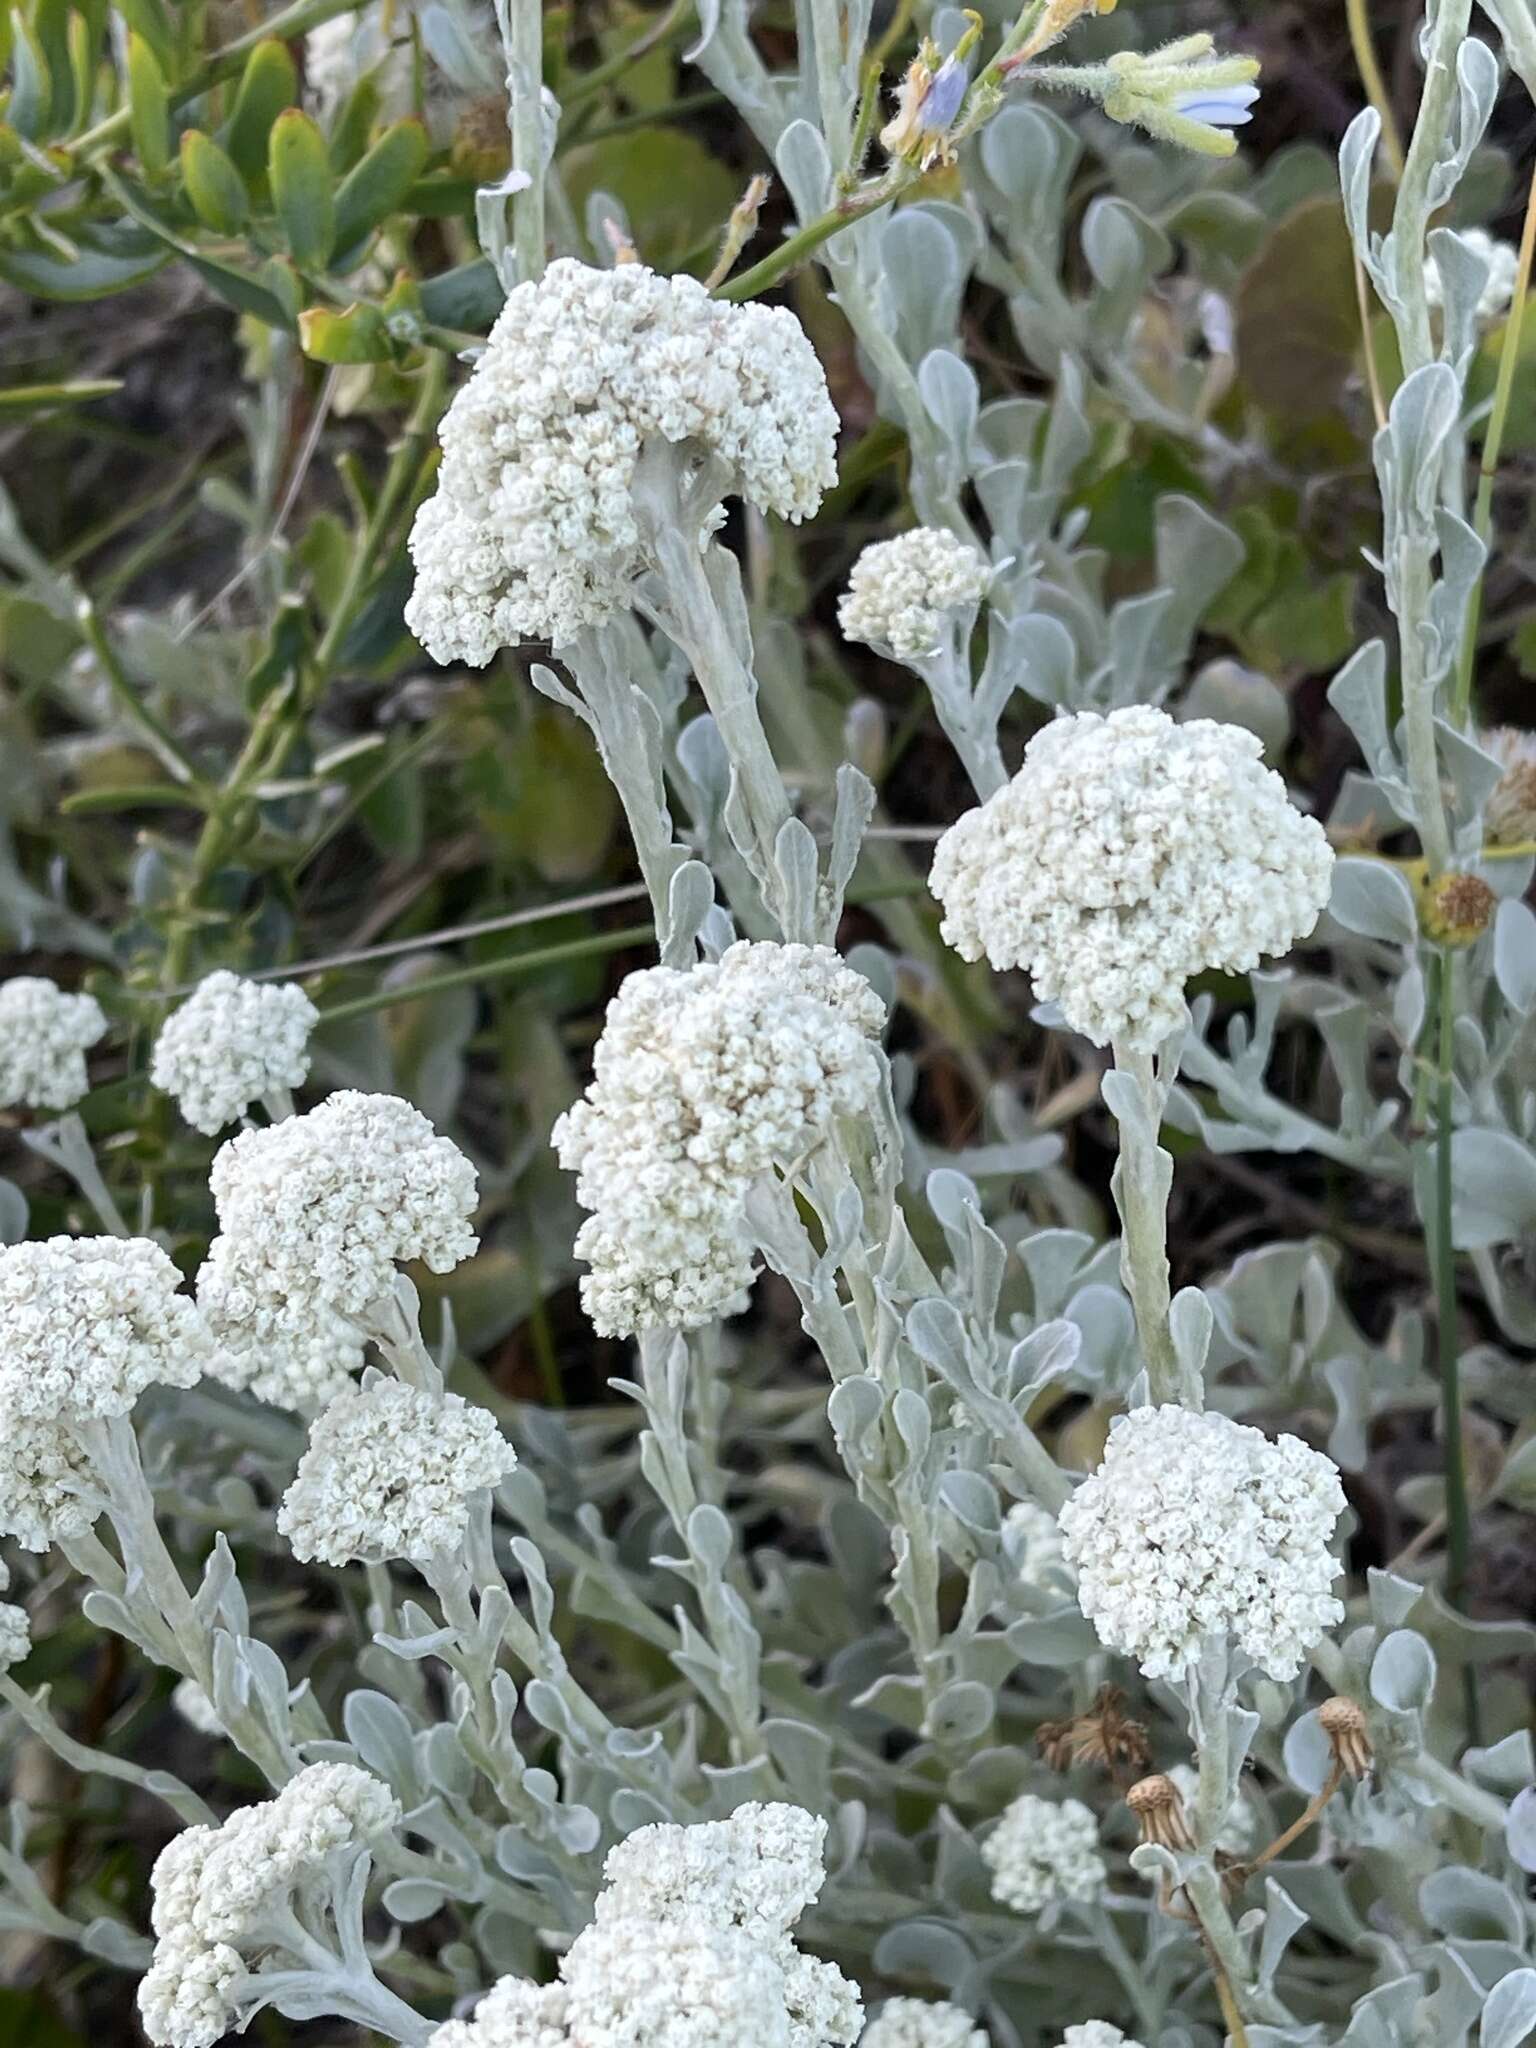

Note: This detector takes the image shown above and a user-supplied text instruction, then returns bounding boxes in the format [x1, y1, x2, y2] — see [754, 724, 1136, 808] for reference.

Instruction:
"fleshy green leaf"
[269, 107, 335, 268]
[332, 119, 429, 260]
[180, 129, 249, 233]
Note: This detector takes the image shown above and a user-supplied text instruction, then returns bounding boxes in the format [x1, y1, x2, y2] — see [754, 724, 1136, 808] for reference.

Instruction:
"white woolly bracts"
[928, 705, 1334, 1051]
[552, 941, 885, 1337]
[404, 257, 839, 663]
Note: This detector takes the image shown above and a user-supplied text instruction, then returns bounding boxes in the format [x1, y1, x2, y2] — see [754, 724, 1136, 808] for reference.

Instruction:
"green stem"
[715, 170, 915, 302]
[317, 924, 654, 1023]
[75, 600, 206, 791]
[1343, 0, 1405, 179]
[1432, 946, 1480, 1741]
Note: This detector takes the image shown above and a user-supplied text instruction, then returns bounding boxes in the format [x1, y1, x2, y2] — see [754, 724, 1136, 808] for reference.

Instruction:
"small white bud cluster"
[405, 258, 839, 663]
[203, 1091, 477, 1370]
[928, 706, 1334, 1050]
[138, 1763, 400, 2048]
[151, 971, 318, 1135]
[1058, 1405, 1345, 1681]
[1001, 1500, 1074, 1593]
[278, 1371, 516, 1566]
[1059, 2027, 1146, 2048]
[981, 1794, 1106, 1913]
[553, 943, 886, 1336]
[429, 1802, 862, 2048]
[837, 528, 991, 661]
[860, 1999, 988, 2048]
[0, 976, 106, 1111]
[0, 1600, 31, 1670]
[1426, 225, 1520, 326]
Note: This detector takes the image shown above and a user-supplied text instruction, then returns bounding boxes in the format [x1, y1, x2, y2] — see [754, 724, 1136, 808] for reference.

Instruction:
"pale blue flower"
[1172, 81, 1260, 127]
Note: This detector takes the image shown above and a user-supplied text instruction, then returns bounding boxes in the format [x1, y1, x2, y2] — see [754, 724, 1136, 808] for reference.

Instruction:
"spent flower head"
[0, 976, 107, 1112]
[861, 2001, 988, 2048]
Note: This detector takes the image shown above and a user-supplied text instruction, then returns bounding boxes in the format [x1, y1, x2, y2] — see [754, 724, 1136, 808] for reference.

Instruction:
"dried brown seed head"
[1127, 1773, 1195, 1851]
[1421, 871, 1496, 945]
[1319, 1695, 1373, 1781]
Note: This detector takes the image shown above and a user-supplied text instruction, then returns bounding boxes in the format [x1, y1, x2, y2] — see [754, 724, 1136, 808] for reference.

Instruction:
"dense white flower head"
[598, 1802, 828, 1942]
[553, 942, 885, 1336]
[277, 1372, 516, 1565]
[1058, 2028, 1145, 2048]
[1001, 1500, 1074, 1592]
[1482, 726, 1536, 846]
[199, 1233, 365, 1413]
[981, 1794, 1106, 1913]
[209, 1090, 478, 1318]
[429, 1802, 859, 2048]
[861, 1999, 988, 2048]
[1426, 226, 1519, 326]
[928, 706, 1334, 1050]
[0, 976, 106, 1111]
[428, 1977, 572, 2048]
[0, 1413, 98, 1550]
[139, 1763, 400, 2048]
[0, 1236, 211, 1426]
[172, 1679, 224, 1737]
[0, 1600, 30, 1669]
[1058, 1405, 1345, 1681]
[837, 528, 991, 661]
[152, 971, 318, 1135]
[405, 258, 839, 663]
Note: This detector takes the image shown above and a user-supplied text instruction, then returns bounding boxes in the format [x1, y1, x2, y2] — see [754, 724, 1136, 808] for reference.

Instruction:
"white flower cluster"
[837, 528, 991, 661]
[552, 943, 885, 1336]
[1426, 225, 1520, 326]
[0, 1414, 97, 1552]
[405, 258, 839, 663]
[1058, 2028, 1145, 2048]
[151, 970, 318, 1135]
[207, 1090, 478, 1320]
[1058, 1405, 1346, 1681]
[200, 1236, 365, 1413]
[928, 706, 1334, 1050]
[430, 1802, 861, 2048]
[278, 1372, 516, 1565]
[0, 1235, 211, 1426]
[1001, 1500, 1073, 1593]
[0, 976, 106, 1111]
[861, 1999, 988, 2048]
[981, 1794, 1105, 1913]
[138, 1762, 400, 2048]
[0, 1600, 31, 1669]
